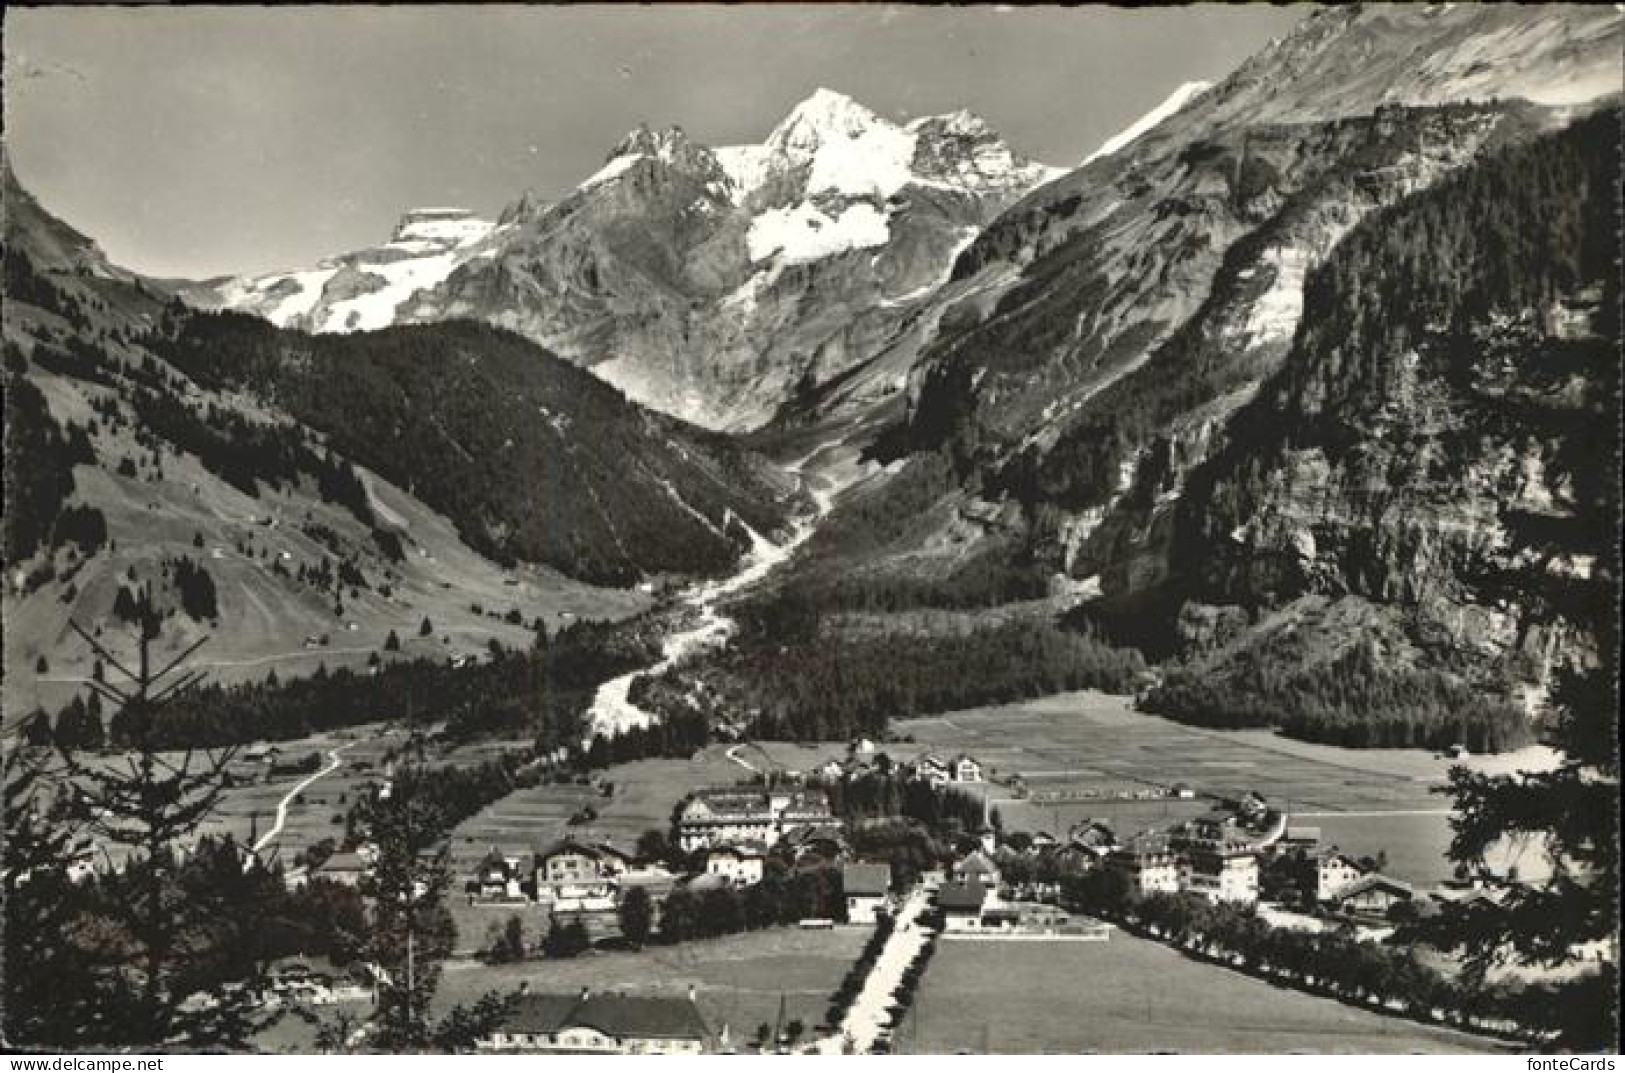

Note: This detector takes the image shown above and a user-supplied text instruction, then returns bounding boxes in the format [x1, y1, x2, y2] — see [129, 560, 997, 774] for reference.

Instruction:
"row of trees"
[825, 914, 897, 1027]
[1065, 868, 1607, 1049]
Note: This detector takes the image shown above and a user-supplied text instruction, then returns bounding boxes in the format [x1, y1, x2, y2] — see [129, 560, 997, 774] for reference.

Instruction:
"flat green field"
[908, 934, 1510, 1054]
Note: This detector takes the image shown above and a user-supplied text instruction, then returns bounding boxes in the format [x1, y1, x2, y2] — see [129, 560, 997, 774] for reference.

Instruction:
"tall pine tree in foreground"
[43, 609, 277, 1049]
[1417, 616, 1620, 1050]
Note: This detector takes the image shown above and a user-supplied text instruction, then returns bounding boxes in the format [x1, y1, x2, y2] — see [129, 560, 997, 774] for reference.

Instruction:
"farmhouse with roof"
[937, 878, 992, 932]
[469, 847, 529, 901]
[307, 849, 370, 888]
[534, 840, 629, 904]
[1328, 874, 1415, 918]
[841, 861, 892, 924]
[478, 987, 713, 1054]
[1313, 850, 1369, 902]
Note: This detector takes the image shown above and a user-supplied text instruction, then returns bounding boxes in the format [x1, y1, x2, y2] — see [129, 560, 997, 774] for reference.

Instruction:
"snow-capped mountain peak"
[1081, 80, 1212, 165]
[766, 87, 889, 157]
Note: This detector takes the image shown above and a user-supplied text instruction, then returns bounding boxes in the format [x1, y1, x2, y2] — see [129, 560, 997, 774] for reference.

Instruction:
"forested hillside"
[143, 309, 801, 584]
[1143, 106, 1621, 740]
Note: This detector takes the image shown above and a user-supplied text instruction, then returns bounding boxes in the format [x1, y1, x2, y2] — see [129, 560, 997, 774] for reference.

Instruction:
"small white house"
[703, 845, 766, 887]
[841, 862, 891, 924]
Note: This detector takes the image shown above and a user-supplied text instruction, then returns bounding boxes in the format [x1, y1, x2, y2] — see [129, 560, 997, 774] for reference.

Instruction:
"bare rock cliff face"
[1168, 108, 1619, 703]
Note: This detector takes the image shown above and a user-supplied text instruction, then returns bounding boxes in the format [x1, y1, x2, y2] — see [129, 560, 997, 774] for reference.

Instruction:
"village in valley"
[228, 712, 1530, 1055]
[5, 3, 1618, 1058]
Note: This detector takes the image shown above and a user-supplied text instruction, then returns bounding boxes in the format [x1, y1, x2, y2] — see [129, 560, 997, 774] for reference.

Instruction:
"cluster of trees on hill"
[579, 706, 711, 769]
[141, 309, 791, 585]
[47, 613, 660, 751]
[126, 386, 376, 531]
[3, 246, 81, 322]
[636, 588, 1147, 741]
[817, 770, 990, 836]
[167, 556, 219, 621]
[2, 360, 105, 566]
[1144, 640, 1533, 752]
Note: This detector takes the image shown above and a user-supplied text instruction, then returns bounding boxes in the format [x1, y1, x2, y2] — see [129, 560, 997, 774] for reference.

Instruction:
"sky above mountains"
[4, 4, 1303, 280]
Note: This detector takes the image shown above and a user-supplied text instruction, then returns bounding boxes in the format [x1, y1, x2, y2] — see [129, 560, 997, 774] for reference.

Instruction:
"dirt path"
[253, 742, 353, 854]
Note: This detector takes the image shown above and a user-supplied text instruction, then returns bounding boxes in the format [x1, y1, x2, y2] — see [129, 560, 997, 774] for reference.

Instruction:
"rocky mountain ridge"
[771, 3, 1621, 732]
[204, 88, 1061, 430]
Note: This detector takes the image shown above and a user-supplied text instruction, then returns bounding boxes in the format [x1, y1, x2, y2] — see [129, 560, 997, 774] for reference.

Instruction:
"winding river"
[581, 440, 847, 743]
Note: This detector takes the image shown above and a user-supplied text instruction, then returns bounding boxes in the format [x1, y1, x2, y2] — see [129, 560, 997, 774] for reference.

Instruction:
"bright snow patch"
[714, 144, 774, 202]
[318, 252, 463, 333]
[746, 201, 890, 264]
[1083, 81, 1212, 165]
[580, 153, 643, 190]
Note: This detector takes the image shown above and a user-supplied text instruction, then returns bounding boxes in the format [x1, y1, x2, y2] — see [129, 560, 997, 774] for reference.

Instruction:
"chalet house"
[1314, 851, 1368, 902]
[914, 754, 951, 786]
[1067, 820, 1119, 861]
[478, 988, 712, 1054]
[954, 849, 1002, 890]
[263, 958, 372, 1007]
[950, 754, 984, 783]
[309, 850, 370, 887]
[1182, 845, 1260, 905]
[937, 878, 990, 932]
[472, 847, 528, 900]
[779, 825, 847, 864]
[535, 840, 628, 904]
[675, 787, 838, 852]
[1108, 838, 1180, 897]
[841, 862, 892, 924]
[1329, 874, 1415, 918]
[702, 844, 767, 887]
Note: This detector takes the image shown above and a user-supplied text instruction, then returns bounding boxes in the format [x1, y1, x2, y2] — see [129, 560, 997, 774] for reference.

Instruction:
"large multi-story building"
[1182, 844, 1261, 904]
[1107, 837, 1181, 897]
[675, 787, 838, 852]
[534, 840, 631, 903]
